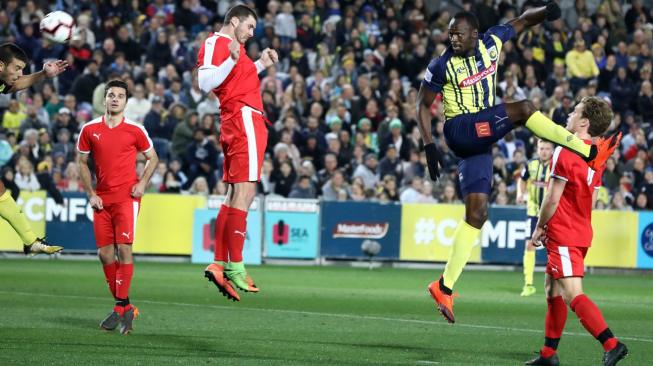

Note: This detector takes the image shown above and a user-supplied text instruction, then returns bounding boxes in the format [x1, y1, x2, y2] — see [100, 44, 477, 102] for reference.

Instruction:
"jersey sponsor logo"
[455, 65, 466, 74]
[93, 133, 102, 140]
[475, 122, 492, 137]
[487, 46, 498, 61]
[459, 62, 496, 87]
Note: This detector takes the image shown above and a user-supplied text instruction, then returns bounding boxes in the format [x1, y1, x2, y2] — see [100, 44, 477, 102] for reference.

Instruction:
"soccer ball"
[39, 11, 75, 44]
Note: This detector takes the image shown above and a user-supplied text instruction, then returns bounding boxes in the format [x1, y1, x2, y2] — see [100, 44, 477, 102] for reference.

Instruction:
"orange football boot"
[204, 263, 240, 301]
[428, 277, 455, 324]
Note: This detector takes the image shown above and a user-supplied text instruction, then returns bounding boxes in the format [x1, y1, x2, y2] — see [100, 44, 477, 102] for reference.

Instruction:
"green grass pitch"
[0, 259, 650, 365]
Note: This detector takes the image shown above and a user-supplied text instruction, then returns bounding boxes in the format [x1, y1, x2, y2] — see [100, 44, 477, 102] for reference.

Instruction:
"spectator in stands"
[322, 170, 349, 201]
[184, 128, 218, 191]
[2, 100, 25, 136]
[124, 84, 152, 123]
[400, 176, 423, 203]
[565, 39, 599, 92]
[378, 144, 402, 181]
[189, 176, 210, 196]
[271, 160, 296, 197]
[289, 175, 316, 199]
[440, 182, 461, 204]
[15, 158, 40, 191]
[353, 152, 379, 190]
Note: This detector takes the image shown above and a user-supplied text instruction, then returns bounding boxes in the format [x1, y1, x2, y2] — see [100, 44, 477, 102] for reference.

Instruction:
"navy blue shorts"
[525, 215, 538, 240]
[445, 104, 514, 197]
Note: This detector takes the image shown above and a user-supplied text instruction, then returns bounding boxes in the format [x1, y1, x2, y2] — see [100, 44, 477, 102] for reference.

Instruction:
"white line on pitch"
[1, 290, 651, 344]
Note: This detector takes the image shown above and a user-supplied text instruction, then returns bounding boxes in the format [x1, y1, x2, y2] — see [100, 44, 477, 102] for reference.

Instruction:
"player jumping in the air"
[77, 79, 159, 334]
[0, 43, 65, 256]
[526, 97, 627, 366]
[417, 4, 622, 323]
[197, 4, 279, 301]
[516, 139, 554, 297]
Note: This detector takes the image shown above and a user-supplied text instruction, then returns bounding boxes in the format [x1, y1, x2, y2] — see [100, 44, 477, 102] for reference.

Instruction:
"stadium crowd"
[1, 0, 653, 211]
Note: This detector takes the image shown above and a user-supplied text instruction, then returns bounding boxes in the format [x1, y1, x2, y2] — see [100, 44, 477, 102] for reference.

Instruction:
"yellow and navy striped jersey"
[521, 158, 551, 216]
[422, 24, 516, 121]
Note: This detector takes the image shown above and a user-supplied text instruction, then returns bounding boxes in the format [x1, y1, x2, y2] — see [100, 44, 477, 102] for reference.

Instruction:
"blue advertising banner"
[191, 197, 262, 264]
[480, 206, 547, 264]
[637, 211, 653, 269]
[264, 198, 319, 259]
[44, 192, 96, 252]
[320, 201, 401, 259]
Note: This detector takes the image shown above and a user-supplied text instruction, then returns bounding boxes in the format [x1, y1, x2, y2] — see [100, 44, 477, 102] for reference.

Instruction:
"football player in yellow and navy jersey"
[0, 43, 66, 256]
[419, 4, 623, 324]
[516, 139, 554, 297]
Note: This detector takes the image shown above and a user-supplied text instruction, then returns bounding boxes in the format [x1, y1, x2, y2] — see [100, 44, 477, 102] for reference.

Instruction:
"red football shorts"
[545, 244, 588, 279]
[93, 199, 141, 248]
[220, 106, 268, 183]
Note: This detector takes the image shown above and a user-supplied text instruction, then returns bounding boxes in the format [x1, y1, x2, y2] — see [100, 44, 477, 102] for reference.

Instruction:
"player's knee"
[466, 210, 487, 229]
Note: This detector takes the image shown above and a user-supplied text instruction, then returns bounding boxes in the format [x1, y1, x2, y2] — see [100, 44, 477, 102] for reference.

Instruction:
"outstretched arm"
[507, 2, 561, 34]
[9, 60, 68, 92]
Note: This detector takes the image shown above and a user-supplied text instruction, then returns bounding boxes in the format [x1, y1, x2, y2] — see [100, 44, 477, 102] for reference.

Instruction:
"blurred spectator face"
[421, 181, 433, 196]
[636, 193, 647, 209]
[339, 130, 350, 146]
[325, 154, 337, 171]
[443, 184, 456, 201]
[103, 38, 115, 54]
[169, 160, 181, 173]
[365, 155, 377, 169]
[386, 146, 397, 159]
[170, 79, 181, 94]
[332, 171, 344, 187]
[298, 176, 311, 189]
[641, 81, 652, 95]
[64, 94, 76, 111]
[411, 177, 423, 190]
[328, 138, 340, 152]
[537, 140, 554, 162]
[105, 86, 128, 114]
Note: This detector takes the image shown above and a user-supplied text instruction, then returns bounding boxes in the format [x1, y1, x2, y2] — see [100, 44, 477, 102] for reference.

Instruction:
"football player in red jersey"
[526, 97, 627, 366]
[196, 4, 278, 300]
[77, 79, 159, 334]
[0, 42, 66, 256]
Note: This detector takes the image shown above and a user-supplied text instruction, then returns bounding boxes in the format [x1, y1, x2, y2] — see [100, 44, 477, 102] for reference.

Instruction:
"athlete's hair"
[104, 79, 131, 99]
[224, 4, 258, 24]
[0, 43, 28, 66]
[452, 11, 480, 31]
[581, 96, 613, 137]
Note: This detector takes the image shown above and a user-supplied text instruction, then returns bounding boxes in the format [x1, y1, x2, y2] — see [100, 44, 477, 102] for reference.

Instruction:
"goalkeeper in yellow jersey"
[516, 139, 554, 296]
[0, 43, 66, 255]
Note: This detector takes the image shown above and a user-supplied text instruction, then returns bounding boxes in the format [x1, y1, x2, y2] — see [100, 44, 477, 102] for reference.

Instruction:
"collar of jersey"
[101, 115, 125, 129]
[215, 32, 233, 40]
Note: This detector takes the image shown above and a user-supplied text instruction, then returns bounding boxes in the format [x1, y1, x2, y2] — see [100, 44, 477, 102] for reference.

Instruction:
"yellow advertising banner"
[0, 191, 47, 251]
[400, 203, 481, 262]
[133, 194, 206, 255]
[586, 210, 638, 268]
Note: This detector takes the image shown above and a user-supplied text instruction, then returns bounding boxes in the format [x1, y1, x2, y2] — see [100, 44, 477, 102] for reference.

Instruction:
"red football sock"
[570, 294, 618, 351]
[213, 205, 229, 262]
[540, 296, 567, 357]
[102, 261, 118, 298]
[225, 206, 248, 262]
[115, 263, 134, 301]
